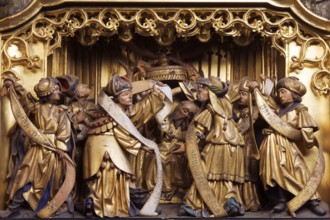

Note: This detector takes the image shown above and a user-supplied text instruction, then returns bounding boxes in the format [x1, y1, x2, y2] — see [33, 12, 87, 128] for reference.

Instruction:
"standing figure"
[233, 77, 265, 212]
[145, 100, 198, 203]
[63, 77, 99, 211]
[181, 76, 245, 217]
[83, 74, 165, 218]
[0, 76, 74, 218]
[250, 76, 326, 216]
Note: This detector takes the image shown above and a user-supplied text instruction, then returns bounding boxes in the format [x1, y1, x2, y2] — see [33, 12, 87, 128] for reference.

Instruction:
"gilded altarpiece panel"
[0, 0, 329, 217]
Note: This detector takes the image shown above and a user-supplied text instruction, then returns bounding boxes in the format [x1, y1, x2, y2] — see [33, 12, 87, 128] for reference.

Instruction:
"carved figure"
[0, 76, 75, 218]
[145, 100, 198, 203]
[181, 76, 245, 217]
[83, 74, 165, 218]
[250, 76, 327, 216]
[57, 74, 100, 212]
[232, 77, 265, 212]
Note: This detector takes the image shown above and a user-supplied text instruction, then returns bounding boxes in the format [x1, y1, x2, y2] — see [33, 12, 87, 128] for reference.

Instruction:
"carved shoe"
[85, 203, 94, 218]
[272, 202, 286, 213]
[307, 200, 327, 216]
[155, 206, 162, 215]
[0, 209, 20, 219]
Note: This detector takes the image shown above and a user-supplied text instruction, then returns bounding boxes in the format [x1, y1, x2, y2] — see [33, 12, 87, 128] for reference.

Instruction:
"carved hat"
[276, 76, 306, 97]
[196, 76, 228, 97]
[56, 74, 80, 97]
[105, 74, 132, 96]
[238, 77, 251, 92]
[34, 77, 60, 98]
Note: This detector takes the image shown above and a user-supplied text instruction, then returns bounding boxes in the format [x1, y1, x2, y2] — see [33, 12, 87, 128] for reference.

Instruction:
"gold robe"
[127, 92, 165, 189]
[68, 100, 99, 203]
[8, 82, 71, 212]
[259, 103, 320, 200]
[236, 106, 261, 211]
[145, 117, 192, 203]
[83, 91, 164, 218]
[184, 97, 245, 212]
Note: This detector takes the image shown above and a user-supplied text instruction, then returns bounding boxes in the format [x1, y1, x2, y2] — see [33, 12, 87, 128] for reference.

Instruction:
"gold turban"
[34, 77, 60, 98]
[276, 76, 306, 97]
[196, 76, 228, 97]
[238, 77, 251, 92]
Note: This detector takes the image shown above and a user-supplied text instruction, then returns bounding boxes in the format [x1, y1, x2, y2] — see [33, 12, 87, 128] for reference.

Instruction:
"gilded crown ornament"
[145, 65, 187, 81]
[145, 54, 187, 81]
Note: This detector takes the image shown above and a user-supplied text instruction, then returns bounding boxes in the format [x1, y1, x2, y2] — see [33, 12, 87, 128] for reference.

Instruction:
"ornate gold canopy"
[0, 0, 329, 95]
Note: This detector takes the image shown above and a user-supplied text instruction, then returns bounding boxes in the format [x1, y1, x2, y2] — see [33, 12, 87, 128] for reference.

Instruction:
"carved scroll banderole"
[8, 87, 76, 218]
[185, 121, 227, 217]
[248, 92, 260, 160]
[98, 88, 163, 216]
[253, 89, 325, 217]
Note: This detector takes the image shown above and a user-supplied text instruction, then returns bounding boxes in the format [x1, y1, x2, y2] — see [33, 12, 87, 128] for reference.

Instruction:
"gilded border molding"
[0, 1, 329, 33]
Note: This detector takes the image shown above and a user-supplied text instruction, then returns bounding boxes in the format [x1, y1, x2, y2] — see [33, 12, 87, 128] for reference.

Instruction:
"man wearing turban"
[0, 77, 73, 218]
[251, 76, 326, 216]
[181, 76, 245, 217]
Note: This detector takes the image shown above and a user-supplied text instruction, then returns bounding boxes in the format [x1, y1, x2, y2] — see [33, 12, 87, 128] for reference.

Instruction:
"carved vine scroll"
[1, 8, 329, 95]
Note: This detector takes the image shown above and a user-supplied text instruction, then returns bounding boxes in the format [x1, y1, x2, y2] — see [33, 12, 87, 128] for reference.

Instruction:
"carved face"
[76, 83, 91, 98]
[49, 85, 61, 101]
[197, 84, 209, 102]
[174, 101, 198, 121]
[238, 90, 249, 106]
[117, 89, 133, 107]
[278, 88, 294, 106]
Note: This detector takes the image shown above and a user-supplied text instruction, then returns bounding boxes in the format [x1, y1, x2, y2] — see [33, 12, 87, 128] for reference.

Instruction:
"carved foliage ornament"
[2, 37, 41, 71]
[1, 8, 329, 95]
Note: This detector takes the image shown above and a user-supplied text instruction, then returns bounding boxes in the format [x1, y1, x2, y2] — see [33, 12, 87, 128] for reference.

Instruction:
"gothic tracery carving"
[1, 8, 329, 95]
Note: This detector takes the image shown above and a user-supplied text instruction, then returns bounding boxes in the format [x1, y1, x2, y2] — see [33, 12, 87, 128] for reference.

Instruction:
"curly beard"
[169, 111, 190, 131]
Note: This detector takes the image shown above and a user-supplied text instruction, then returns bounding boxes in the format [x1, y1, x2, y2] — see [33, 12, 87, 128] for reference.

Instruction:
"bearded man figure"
[145, 100, 199, 203]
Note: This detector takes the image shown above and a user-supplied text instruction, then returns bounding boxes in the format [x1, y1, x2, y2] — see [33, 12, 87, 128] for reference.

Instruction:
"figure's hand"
[155, 81, 164, 87]
[77, 124, 88, 141]
[56, 148, 65, 158]
[195, 131, 205, 140]
[249, 80, 260, 91]
[172, 143, 186, 154]
[0, 79, 14, 97]
[152, 83, 162, 94]
[4, 79, 14, 88]
[142, 146, 154, 154]
[260, 74, 268, 81]
[76, 110, 87, 123]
